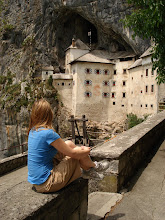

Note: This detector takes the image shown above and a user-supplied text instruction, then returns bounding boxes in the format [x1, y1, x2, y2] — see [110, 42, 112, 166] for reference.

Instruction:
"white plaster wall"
[53, 79, 73, 111]
[108, 59, 134, 123]
[65, 49, 89, 73]
[142, 56, 151, 66]
[72, 62, 114, 122]
[42, 70, 54, 80]
[128, 64, 158, 117]
[72, 63, 78, 115]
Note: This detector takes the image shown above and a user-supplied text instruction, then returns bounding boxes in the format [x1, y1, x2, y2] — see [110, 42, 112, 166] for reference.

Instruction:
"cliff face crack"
[161, 174, 165, 192]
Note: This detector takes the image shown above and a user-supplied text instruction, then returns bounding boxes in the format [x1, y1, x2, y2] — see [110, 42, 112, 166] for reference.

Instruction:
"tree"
[123, 0, 165, 84]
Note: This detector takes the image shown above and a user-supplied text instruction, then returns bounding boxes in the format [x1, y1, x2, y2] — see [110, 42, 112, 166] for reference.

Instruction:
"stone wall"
[90, 110, 165, 192]
[0, 152, 27, 176]
[0, 177, 88, 220]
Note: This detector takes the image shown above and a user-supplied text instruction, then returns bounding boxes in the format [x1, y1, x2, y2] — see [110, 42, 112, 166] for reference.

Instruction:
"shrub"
[127, 113, 144, 129]
[48, 75, 53, 87]
[0, 75, 7, 84]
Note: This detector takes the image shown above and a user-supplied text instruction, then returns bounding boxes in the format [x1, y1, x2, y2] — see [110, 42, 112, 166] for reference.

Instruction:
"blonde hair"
[28, 99, 54, 134]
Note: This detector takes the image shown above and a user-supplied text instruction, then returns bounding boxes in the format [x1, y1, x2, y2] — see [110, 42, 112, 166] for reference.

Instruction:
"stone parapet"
[0, 152, 27, 176]
[90, 111, 165, 192]
[0, 177, 88, 220]
[52, 74, 73, 80]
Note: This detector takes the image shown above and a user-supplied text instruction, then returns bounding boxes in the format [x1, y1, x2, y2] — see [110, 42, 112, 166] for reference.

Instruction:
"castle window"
[114, 70, 117, 75]
[123, 81, 126, 86]
[46, 71, 48, 75]
[103, 69, 110, 75]
[151, 70, 154, 76]
[85, 68, 92, 74]
[84, 80, 92, 85]
[146, 69, 148, 76]
[103, 81, 109, 86]
[102, 92, 110, 98]
[123, 92, 126, 98]
[123, 69, 126, 74]
[121, 104, 124, 107]
[151, 85, 154, 92]
[141, 104, 143, 107]
[95, 69, 101, 74]
[112, 81, 116, 86]
[85, 91, 92, 97]
[141, 90, 143, 93]
[145, 104, 148, 108]
[141, 74, 143, 77]
[146, 85, 148, 93]
[151, 104, 153, 108]
[113, 102, 115, 105]
[62, 82, 65, 86]
[112, 92, 115, 98]
[131, 104, 133, 107]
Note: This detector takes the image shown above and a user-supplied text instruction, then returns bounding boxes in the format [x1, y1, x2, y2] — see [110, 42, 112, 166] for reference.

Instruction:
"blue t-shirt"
[28, 128, 60, 185]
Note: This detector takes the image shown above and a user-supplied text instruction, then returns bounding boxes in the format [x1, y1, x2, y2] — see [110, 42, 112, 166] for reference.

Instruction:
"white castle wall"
[108, 59, 134, 123]
[71, 62, 114, 122]
[52, 74, 73, 111]
[65, 48, 89, 73]
[128, 63, 158, 117]
[42, 46, 165, 124]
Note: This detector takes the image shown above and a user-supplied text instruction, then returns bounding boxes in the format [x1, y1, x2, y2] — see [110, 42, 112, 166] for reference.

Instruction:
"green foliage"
[127, 113, 145, 129]
[0, 71, 15, 87]
[14, 96, 29, 111]
[0, 1, 15, 33]
[123, 0, 165, 84]
[3, 23, 14, 31]
[0, 0, 4, 14]
[6, 71, 12, 85]
[0, 75, 7, 84]
[25, 85, 31, 94]
[47, 75, 53, 87]
[22, 35, 35, 48]
[0, 71, 59, 113]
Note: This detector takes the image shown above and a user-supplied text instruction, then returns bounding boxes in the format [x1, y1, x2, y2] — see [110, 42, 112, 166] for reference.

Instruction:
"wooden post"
[69, 115, 75, 144]
[82, 115, 88, 146]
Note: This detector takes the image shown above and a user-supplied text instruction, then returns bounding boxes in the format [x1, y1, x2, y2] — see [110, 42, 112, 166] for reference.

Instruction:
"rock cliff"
[0, 0, 150, 157]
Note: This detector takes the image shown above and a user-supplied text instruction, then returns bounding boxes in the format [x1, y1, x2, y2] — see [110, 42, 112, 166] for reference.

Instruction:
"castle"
[42, 39, 165, 123]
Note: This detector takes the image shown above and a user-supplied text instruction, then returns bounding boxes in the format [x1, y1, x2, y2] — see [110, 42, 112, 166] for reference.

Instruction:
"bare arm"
[50, 138, 90, 160]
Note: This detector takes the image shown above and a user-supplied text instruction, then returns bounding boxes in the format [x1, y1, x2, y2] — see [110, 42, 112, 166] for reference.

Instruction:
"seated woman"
[27, 99, 109, 193]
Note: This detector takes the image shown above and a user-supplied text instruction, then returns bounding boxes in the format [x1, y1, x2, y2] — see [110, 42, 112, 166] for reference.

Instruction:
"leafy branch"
[123, 0, 165, 84]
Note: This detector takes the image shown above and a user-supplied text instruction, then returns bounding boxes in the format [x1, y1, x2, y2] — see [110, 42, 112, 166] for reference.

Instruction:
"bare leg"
[79, 156, 95, 170]
[65, 140, 95, 170]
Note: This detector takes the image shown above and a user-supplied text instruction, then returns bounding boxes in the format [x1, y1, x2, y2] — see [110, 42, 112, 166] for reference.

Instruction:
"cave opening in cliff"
[55, 12, 98, 61]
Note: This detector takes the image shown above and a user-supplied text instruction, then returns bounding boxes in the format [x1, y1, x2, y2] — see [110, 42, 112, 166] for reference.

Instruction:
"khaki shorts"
[34, 152, 81, 193]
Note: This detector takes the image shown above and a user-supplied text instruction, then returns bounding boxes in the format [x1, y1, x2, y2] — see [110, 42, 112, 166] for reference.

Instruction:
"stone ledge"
[52, 74, 73, 80]
[90, 111, 165, 192]
[0, 177, 88, 220]
[0, 152, 27, 176]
